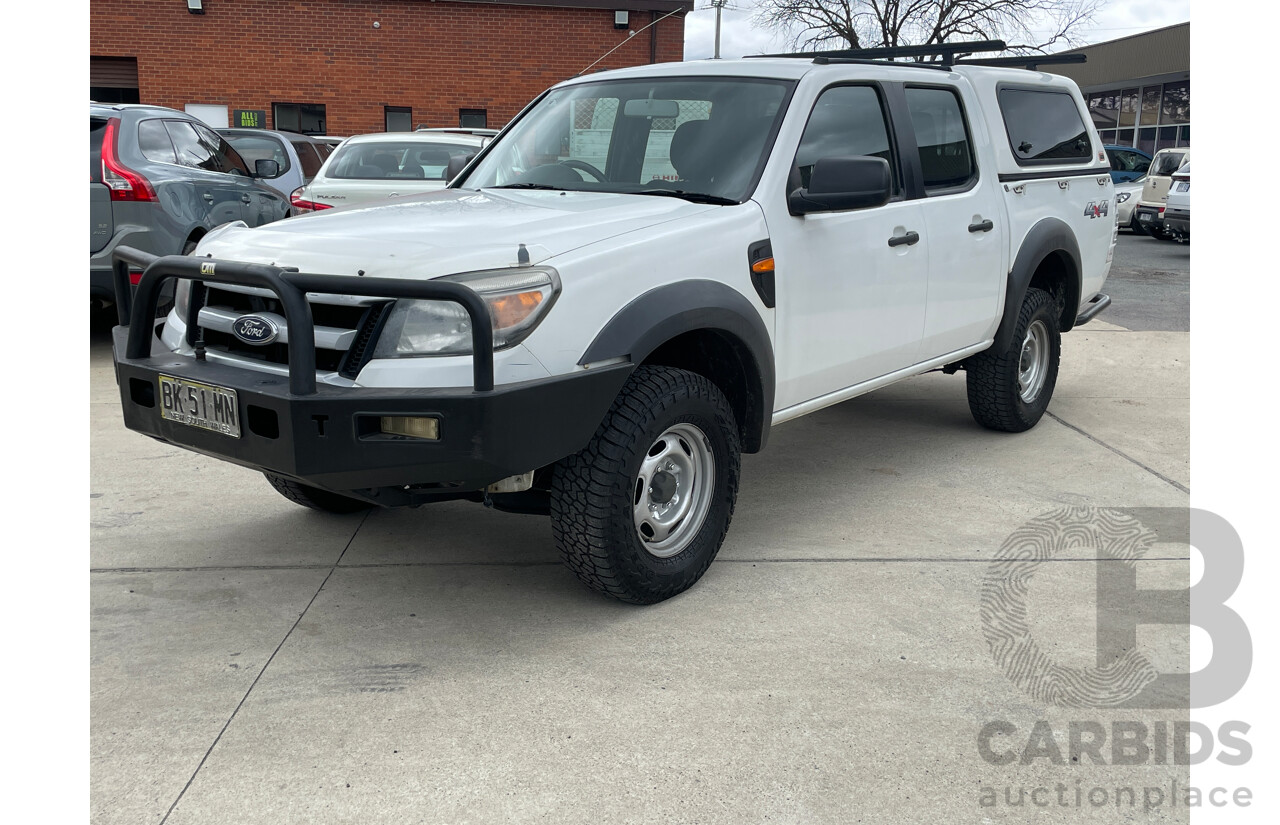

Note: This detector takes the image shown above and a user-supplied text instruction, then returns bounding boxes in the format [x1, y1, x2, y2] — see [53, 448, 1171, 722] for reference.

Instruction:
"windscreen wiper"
[489, 183, 567, 191]
[632, 189, 738, 205]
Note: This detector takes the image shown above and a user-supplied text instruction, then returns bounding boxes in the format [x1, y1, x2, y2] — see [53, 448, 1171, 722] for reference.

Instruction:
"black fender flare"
[579, 280, 775, 452]
[995, 217, 1083, 351]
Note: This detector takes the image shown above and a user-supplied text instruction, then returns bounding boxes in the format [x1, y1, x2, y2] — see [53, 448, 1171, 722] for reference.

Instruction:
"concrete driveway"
[91, 235, 1191, 824]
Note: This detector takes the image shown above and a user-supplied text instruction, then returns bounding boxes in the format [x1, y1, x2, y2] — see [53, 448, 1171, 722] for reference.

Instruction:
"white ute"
[111, 43, 1115, 604]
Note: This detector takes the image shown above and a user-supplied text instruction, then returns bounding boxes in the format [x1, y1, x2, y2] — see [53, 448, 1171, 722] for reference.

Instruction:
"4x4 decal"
[1084, 200, 1110, 219]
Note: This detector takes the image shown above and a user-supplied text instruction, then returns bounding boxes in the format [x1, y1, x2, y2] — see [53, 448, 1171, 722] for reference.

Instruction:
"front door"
[769, 83, 929, 411]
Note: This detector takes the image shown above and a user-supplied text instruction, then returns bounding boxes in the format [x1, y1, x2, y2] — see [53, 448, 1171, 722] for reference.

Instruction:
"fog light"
[380, 416, 440, 440]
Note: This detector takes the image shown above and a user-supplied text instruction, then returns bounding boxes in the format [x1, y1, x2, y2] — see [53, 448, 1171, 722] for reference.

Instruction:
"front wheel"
[550, 365, 741, 604]
[965, 287, 1061, 433]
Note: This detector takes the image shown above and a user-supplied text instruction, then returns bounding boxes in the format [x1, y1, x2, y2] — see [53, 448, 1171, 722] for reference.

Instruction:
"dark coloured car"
[1103, 145, 1152, 183]
[90, 103, 290, 306]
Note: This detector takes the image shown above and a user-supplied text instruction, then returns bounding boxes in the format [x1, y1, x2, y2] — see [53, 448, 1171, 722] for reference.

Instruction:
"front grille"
[195, 285, 391, 377]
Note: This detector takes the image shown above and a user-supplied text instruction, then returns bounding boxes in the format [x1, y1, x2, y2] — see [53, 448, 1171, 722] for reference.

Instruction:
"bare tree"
[754, 0, 1103, 54]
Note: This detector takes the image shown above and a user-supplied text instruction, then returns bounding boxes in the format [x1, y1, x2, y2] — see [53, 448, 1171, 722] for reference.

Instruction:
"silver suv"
[90, 103, 290, 306]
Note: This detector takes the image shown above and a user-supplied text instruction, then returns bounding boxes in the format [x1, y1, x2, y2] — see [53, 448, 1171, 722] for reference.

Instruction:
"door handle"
[202, 193, 214, 202]
[968, 219, 994, 233]
[887, 230, 920, 248]
[241, 194, 252, 203]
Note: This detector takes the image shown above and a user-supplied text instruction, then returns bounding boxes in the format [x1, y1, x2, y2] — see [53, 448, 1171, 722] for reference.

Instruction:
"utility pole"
[711, 0, 726, 59]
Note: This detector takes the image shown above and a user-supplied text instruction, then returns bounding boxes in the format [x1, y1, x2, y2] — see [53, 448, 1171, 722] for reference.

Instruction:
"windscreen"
[462, 77, 793, 202]
[326, 141, 477, 180]
[1153, 152, 1187, 176]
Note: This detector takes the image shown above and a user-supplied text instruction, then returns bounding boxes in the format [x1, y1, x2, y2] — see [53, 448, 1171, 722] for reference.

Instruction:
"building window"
[1178, 125, 1190, 147]
[273, 103, 326, 135]
[385, 106, 412, 132]
[1140, 88, 1161, 126]
[1138, 127, 1156, 155]
[1117, 128, 1134, 147]
[459, 108, 488, 129]
[90, 56, 140, 104]
[1119, 89, 1138, 128]
[1161, 81, 1189, 124]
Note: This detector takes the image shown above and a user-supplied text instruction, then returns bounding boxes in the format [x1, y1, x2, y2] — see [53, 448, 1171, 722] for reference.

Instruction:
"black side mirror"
[254, 159, 281, 178]
[445, 152, 477, 183]
[788, 156, 892, 216]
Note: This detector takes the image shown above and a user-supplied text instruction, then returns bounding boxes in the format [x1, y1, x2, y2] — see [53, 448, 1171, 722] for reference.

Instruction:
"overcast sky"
[682, 1, 1190, 60]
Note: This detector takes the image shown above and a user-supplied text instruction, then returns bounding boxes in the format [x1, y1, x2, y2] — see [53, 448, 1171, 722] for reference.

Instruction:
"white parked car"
[110, 47, 1114, 604]
[289, 131, 487, 213]
[1114, 174, 1145, 232]
[1163, 162, 1189, 241]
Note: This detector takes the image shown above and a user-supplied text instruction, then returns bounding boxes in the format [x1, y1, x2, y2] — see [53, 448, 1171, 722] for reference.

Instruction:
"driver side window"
[794, 86, 897, 193]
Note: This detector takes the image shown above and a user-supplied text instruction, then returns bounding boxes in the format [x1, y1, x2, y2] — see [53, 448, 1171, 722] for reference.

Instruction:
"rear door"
[89, 116, 113, 253]
[199, 125, 287, 225]
[164, 120, 243, 227]
[904, 84, 1006, 357]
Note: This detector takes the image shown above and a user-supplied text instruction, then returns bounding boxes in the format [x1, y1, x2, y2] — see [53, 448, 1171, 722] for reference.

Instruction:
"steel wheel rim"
[1018, 319, 1050, 403]
[632, 422, 716, 558]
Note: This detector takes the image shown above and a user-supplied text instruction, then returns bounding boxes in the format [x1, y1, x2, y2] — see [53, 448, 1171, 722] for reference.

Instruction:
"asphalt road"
[1104, 228, 1190, 332]
[90, 233, 1191, 824]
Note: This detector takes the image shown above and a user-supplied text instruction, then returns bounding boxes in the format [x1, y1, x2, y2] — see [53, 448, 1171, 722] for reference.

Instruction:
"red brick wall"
[90, 0, 688, 134]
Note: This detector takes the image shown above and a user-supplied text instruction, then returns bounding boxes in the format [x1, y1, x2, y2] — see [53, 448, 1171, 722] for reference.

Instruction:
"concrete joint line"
[1045, 410, 1190, 495]
[157, 510, 372, 825]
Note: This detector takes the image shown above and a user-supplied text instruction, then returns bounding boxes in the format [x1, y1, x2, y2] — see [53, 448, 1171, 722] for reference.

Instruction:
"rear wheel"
[550, 365, 741, 604]
[263, 473, 372, 514]
[965, 287, 1061, 433]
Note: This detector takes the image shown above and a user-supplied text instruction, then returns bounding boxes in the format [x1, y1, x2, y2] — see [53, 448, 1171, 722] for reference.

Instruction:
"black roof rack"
[747, 40, 1088, 72]
[956, 54, 1087, 70]
[749, 39, 1005, 67]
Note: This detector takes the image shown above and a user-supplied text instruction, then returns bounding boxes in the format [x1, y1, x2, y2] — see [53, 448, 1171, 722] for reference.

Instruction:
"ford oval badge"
[231, 314, 279, 346]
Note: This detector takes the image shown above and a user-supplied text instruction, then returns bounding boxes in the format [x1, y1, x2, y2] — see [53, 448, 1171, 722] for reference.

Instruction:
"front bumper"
[110, 247, 631, 504]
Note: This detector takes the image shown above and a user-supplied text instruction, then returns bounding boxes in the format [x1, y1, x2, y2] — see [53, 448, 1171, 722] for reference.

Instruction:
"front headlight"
[373, 266, 560, 357]
[1116, 192, 1131, 204]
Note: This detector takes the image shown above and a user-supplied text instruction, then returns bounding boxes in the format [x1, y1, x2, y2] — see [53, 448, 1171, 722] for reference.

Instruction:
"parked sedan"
[1114, 174, 1146, 233]
[288, 131, 487, 213]
[217, 128, 331, 200]
[1104, 145, 1152, 183]
[90, 103, 289, 307]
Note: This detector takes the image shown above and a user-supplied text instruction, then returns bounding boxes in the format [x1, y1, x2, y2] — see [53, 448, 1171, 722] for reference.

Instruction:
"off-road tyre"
[550, 365, 741, 604]
[264, 473, 372, 514]
[966, 287, 1061, 433]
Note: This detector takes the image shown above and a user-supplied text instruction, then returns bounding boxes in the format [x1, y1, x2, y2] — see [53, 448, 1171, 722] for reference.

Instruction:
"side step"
[1075, 293, 1111, 326]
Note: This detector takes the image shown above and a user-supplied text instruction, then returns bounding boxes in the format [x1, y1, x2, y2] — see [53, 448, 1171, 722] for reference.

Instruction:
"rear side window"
[90, 116, 109, 183]
[794, 85, 897, 193]
[138, 120, 177, 164]
[194, 123, 251, 176]
[998, 88, 1091, 164]
[290, 141, 323, 179]
[905, 87, 975, 191]
[165, 121, 219, 172]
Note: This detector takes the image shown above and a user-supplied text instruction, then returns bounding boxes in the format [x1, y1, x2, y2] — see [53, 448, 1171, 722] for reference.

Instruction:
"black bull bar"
[111, 245, 495, 394]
